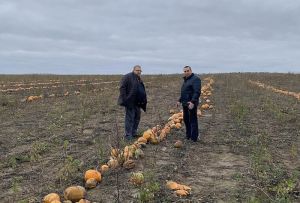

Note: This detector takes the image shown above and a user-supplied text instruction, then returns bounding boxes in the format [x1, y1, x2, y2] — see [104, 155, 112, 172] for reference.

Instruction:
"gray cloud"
[0, 0, 300, 74]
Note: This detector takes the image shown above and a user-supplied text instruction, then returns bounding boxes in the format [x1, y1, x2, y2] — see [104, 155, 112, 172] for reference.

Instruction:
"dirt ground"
[0, 73, 299, 203]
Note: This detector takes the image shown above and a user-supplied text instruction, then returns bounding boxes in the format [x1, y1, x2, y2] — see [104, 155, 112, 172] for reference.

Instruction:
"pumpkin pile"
[249, 80, 300, 101]
[166, 181, 192, 197]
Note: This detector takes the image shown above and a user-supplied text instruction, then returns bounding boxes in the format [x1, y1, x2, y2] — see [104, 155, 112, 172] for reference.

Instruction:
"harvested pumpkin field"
[0, 73, 299, 202]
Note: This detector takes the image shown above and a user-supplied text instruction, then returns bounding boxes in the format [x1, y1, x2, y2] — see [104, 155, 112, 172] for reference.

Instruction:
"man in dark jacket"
[177, 66, 201, 142]
[118, 65, 147, 140]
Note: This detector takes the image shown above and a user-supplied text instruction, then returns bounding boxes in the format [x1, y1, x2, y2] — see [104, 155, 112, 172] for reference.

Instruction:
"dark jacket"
[118, 72, 147, 111]
[179, 73, 201, 106]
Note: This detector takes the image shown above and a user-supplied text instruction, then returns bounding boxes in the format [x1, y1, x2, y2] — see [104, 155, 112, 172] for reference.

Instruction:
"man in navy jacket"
[118, 65, 147, 140]
[177, 66, 201, 142]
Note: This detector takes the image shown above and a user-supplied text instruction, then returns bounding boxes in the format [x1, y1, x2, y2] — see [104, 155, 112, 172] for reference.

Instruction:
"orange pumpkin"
[43, 193, 60, 203]
[166, 181, 178, 190]
[84, 170, 101, 182]
[201, 104, 210, 110]
[142, 129, 153, 140]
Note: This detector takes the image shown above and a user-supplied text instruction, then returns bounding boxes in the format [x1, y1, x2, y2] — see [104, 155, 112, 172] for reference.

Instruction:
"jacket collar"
[183, 73, 194, 81]
[131, 71, 141, 81]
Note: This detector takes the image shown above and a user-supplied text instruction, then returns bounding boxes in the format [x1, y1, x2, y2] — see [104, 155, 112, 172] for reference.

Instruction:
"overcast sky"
[0, 0, 300, 74]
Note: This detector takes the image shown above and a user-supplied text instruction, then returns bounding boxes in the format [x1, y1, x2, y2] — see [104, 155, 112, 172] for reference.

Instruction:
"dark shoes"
[186, 136, 203, 144]
[186, 136, 198, 142]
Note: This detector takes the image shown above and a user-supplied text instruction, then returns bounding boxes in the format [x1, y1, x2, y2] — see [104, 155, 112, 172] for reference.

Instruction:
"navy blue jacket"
[118, 72, 147, 111]
[179, 73, 201, 106]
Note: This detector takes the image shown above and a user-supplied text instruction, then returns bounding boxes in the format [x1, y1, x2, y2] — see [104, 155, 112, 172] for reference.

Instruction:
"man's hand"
[188, 102, 194, 110]
[176, 101, 181, 108]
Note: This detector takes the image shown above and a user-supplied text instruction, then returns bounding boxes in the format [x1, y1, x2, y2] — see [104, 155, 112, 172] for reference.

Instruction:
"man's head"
[132, 65, 142, 77]
[183, 66, 192, 77]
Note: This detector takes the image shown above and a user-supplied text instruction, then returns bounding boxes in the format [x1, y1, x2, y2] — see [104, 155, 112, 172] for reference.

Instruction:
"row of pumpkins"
[249, 80, 300, 100]
[25, 91, 80, 102]
[198, 77, 215, 115]
[43, 77, 215, 203]
[1, 79, 103, 88]
[1, 80, 117, 93]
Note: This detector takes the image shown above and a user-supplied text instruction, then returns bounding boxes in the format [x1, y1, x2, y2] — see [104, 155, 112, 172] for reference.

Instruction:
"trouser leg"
[125, 107, 135, 137]
[183, 106, 191, 139]
[190, 104, 199, 141]
[132, 106, 141, 136]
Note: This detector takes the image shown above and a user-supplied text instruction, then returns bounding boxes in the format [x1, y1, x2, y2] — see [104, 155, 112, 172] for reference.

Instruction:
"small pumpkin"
[149, 136, 159, 144]
[142, 129, 153, 141]
[100, 164, 109, 174]
[175, 123, 182, 129]
[123, 159, 136, 169]
[151, 125, 160, 134]
[110, 148, 120, 158]
[130, 172, 144, 186]
[85, 178, 97, 189]
[123, 146, 130, 160]
[107, 158, 119, 169]
[43, 193, 60, 203]
[174, 140, 183, 148]
[201, 104, 210, 110]
[164, 126, 171, 134]
[84, 169, 101, 182]
[64, 186, 86, 202]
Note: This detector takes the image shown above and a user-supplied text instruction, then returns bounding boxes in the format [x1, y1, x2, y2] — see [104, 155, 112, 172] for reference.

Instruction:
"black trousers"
[125, 106, 141, 138]
[183, 105, 199, 141]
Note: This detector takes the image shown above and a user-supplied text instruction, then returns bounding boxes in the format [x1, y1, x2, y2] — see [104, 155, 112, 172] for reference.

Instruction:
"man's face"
[133, 66, 142, 76]
[183, 67, 192, 77]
